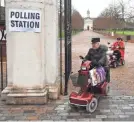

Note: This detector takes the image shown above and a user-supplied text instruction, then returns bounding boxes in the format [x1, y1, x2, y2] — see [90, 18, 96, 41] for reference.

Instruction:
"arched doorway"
[87, 26, 89, 30]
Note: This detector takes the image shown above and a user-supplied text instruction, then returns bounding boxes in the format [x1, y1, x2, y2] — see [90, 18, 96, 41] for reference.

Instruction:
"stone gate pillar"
[1, 0, 59, 104]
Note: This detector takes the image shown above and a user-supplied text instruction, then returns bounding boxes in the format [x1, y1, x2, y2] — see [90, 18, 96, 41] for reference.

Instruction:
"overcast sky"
[72, 0, 132, 18]
[1, 0, 133, 18]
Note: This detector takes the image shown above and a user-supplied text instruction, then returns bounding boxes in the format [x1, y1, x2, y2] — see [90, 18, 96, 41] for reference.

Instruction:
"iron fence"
[0, 22, 7, 92]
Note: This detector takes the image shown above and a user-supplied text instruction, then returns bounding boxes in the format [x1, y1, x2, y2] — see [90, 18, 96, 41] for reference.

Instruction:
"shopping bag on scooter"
[90, 67, 106, 86]
[96, 67, 106, 82]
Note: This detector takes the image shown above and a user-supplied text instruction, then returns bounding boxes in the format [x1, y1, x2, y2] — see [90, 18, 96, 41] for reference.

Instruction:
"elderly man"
[85, 38, 110, 82]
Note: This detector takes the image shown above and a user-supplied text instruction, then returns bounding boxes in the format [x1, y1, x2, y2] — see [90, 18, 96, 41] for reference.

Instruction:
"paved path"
[1, 30, 134, 121]
[0, 96, 134, 121]
[69, 30, 134, 95]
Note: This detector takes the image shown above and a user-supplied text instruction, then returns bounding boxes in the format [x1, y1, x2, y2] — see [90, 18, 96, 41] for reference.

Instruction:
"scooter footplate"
[70, 98, 88, 106]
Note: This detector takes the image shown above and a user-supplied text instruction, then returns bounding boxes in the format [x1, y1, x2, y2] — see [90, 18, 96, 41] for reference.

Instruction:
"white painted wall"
[44, 0, 59, 84]
[5, 0, 59, 88]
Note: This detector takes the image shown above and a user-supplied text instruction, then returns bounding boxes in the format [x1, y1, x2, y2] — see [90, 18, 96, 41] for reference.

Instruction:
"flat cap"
[91, 38, 100, 43]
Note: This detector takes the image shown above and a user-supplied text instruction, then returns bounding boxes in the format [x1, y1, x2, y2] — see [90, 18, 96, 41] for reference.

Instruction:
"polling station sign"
[9, 9, 41, 32]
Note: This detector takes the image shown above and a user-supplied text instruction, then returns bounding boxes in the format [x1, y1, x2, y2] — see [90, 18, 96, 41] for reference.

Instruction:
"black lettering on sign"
[15, 12, 20, 18]
[36, 13, 40, 20]
[30, 21, 34, 28]
[10, 11, 15, 18]
[23, 21, 27, 27]
[11, 20, 15, 27]
[19, 21, 23, 27]
[24, 12, 27, 19]
[14, 20, 19, 27]
[10, 11, 41, 30]
[35, 22, 39, 28]
[19, 12, 23, 19]
[31, 13, 35, 19]
[27, 21, 29, 28]
[27, 12, 30, 19]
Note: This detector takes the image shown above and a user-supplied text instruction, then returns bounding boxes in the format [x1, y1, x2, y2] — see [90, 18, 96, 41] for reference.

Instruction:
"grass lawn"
[58, 30, 82, 38]
[104, 30, 134, 36]
[115, 31, 134, 35]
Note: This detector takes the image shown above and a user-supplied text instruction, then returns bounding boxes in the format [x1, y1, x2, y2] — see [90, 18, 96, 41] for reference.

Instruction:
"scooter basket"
[77, 71, 88, 87]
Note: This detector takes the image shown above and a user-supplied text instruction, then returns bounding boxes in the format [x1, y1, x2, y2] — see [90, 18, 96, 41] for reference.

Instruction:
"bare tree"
[99, 3, 122, 19]
[99, 0, 134, 23]
[58, 0, 74, 15]
[126, 0, 134, 22]
[72, 9, 84, 31]
[58, 1, 82, 32]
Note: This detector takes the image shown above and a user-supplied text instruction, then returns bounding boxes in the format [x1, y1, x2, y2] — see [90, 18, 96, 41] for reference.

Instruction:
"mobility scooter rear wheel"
[86, 97, 98, 113]
[121, 59, 125, 65]
[105, 84, 110, 96]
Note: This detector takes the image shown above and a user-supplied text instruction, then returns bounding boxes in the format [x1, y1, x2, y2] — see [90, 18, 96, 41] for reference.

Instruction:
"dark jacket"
[85, 44, 108, 67]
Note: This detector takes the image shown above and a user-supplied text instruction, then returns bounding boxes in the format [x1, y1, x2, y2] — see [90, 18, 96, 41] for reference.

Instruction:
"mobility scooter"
[107, 42, 125, 68]
[69, 56, 110, 113]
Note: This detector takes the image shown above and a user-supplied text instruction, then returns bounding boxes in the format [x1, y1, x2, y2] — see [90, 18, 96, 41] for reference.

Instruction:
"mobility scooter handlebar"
[79, 55, 84, 59]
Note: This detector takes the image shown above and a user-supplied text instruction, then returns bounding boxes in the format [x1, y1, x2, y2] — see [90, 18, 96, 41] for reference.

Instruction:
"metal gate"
[0, 20, 7, 92]
[59, 0, 72, 95]
[64, 0, 72, 95]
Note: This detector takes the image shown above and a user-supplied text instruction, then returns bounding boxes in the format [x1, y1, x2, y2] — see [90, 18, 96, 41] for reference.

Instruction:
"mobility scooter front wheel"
[86, 97, 98, 113]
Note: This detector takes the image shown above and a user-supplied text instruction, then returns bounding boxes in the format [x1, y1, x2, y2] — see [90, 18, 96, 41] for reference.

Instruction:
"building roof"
[84, 17, 94, 20]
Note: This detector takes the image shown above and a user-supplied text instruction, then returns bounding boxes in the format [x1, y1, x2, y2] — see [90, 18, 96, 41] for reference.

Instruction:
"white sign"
[9, 9, 41, 32]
